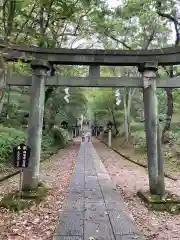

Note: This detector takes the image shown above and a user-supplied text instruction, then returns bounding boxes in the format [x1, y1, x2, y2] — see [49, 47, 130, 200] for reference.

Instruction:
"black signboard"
[13, 144, 31, 168]
[61, 121, 68, 129]
[99, 126, 103, 132]
[107, 121, 113, 130]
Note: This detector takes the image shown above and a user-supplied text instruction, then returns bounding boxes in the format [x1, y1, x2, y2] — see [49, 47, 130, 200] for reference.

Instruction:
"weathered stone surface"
[53, 236, 83, 240]
[54, 211, 84, 236]
[115, 234, 143, 240]
[108, 211, 140, 236]
[85, 180, 100, 190]
[85, 175, 98, 181]
[62, 193, 84, 211]
[84, 210, 115, 240]
[54, 141, 142, 239]
[66, 185, 84, 194]
[97, 173, 111, 180]
[7, 75, 180, 88]
[85, 190, 103, 202]
[85, 201, 106, 211]
[2, 39, 180, 66]
[99, 179, 116, 192]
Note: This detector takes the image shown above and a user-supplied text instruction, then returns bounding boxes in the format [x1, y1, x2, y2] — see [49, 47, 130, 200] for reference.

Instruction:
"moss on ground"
[0, 182, 49, 212]
[137, 190, 180, 214]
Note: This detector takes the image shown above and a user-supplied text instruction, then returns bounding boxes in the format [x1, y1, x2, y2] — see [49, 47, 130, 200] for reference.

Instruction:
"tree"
[0, 0, 110, 190]
[156, 0, 180, 141]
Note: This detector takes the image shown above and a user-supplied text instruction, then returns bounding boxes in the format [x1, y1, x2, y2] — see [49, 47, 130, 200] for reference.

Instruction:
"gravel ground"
[93, 139, 180, 240]
[0, 141, 80, 240]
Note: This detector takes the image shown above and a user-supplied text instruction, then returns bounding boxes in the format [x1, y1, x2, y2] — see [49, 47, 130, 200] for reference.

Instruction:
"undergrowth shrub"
[131, 126, 147, 153]
[41, 132, 54, 151]
[134, 136, 147, 153]
[165, 129, 180, 145]
[130, 122, 144, 132]
[51, 126, 69, 147]
[0, 126, 26, 165]
[0, 126, 66, 171]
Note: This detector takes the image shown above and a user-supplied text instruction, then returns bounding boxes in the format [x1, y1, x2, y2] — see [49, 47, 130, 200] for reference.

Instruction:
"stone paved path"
[53, 141, 143, 240]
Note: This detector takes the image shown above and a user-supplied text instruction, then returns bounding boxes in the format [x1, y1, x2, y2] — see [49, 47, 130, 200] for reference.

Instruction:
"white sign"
[115, 88, 121, 105]
[64, 87, 70, 103]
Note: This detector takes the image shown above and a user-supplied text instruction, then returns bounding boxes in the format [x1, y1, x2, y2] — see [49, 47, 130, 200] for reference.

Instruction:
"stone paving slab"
[108, 211, 140, 235]
[54, 141, 143, 239]
[67, 185, 85, 193]
[115, 235, 142, 240]
[85, 200, 106, 211]
[54, 211, 84, 236]
[63, 193, 84, 211]
[53, 236, 83, 240]
[85, 189, 104, 201]
[84, 210, 115, 240]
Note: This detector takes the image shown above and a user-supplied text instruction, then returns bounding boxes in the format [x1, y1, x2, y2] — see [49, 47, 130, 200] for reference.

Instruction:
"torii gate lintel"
[1, 41, 177, 196]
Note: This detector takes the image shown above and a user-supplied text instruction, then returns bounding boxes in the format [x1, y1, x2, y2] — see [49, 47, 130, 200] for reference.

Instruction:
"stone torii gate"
[1, 41, 180, 196]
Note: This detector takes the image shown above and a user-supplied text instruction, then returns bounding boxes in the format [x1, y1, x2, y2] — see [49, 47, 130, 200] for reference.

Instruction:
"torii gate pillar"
[140, 62, 165, 196]
[22, 59, 50, 190]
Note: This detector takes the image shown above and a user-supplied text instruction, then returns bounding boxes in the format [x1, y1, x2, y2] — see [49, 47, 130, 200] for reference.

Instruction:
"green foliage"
[51, 126, 69, 147]
[0, 126, 26, 166]
[45, 87, 87, 128]
[0, 125, 66, 172]
[126, 122, 147, 152]
[133, 135, 147, 153]
[1, 0, 180, 184]
[41, 133, 54, 150]
[130, 122, 144, 132]
[87, 88, 116, 125]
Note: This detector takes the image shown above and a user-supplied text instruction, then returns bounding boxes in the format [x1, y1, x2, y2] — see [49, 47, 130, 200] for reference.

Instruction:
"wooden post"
[140, 62, 164, 195]
[108, 129, 112, 147]
[22, 60, 50, 190]
[71, 131, 73, 140]
[0, 63, 6, 115]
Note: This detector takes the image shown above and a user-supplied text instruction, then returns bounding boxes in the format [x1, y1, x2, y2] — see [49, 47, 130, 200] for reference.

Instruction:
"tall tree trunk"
[122, 88, 136, 140]
[110, 109, 118, 134]
[0, 0, 16, 115]
[162, 87, 173, 143]
[0, 77, 5, 115]
[124, 109, 129, 140]
[156, 3, 178, 143]
[127, 88, 136, 133]
[162, 67, 174, 143]
[123, 91, 129, 140]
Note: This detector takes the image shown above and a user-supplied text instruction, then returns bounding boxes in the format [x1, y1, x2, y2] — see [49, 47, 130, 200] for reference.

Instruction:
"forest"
[1, 0, 180, 239]
[1, 0, 180, 178]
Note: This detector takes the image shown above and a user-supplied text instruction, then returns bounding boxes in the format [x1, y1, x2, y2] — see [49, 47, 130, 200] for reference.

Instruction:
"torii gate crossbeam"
[1, 40, 180, 66]
[6, 75, 180, 88]
[1, 41, 178, 197]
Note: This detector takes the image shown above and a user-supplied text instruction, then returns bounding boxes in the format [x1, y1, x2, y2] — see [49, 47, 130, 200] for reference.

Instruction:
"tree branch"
[143, 29, 156, 50]
[104, 31, 133, 50]
[156, 1, 180, 46]
[44, 0, 55, 33]
[14, 1, 37, 42]
[6, 0, 16, 40]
